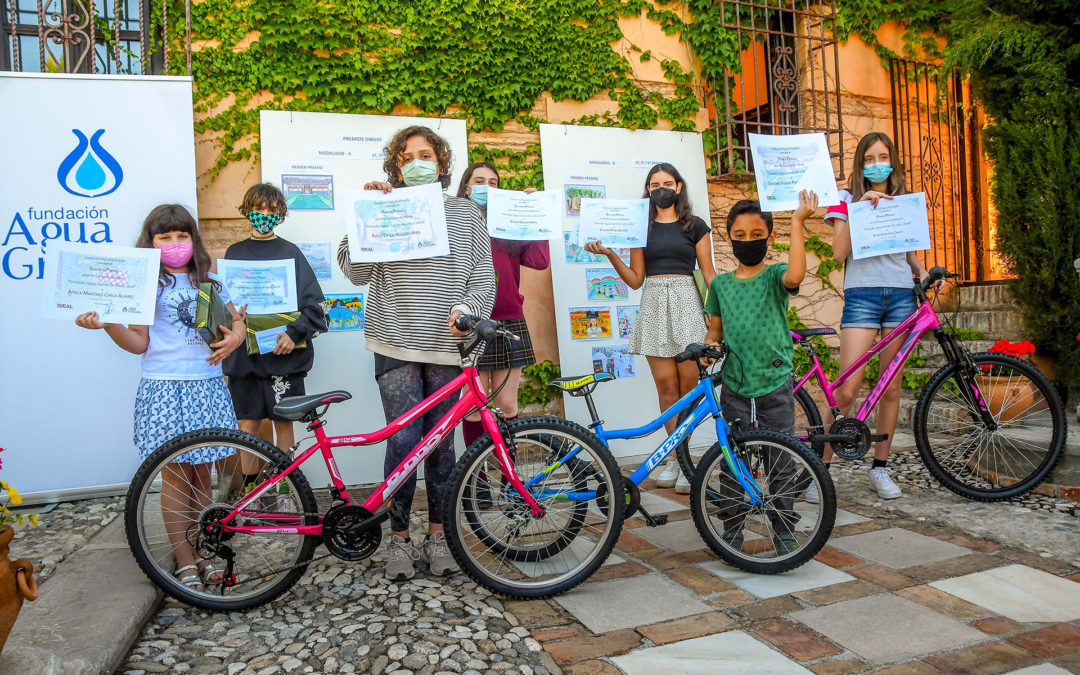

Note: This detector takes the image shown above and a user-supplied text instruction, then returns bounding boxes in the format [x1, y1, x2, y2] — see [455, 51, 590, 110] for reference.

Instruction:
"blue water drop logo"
[57, 129, 124, 198]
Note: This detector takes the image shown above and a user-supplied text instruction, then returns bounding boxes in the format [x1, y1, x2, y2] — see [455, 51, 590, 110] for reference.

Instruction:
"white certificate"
[848, 192, 932, 260]
[344, 182, 451, 262]
[217, 258, 298, 314]
[41, 242, 161, 325]
[748, 132, 840, 212]
[577, 198, 649, 248]
[486, 188, 560, 240]
[254, 325, 287, 354]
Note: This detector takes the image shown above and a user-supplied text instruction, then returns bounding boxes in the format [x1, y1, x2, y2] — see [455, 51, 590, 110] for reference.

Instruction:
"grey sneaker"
[773, 531, 799, 557]
[421, 531, 459, 576]
[385, 535, 420, 581]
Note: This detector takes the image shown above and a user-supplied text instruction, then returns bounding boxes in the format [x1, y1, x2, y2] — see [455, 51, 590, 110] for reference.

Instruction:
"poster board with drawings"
[261, 111, 469, 485]
[540, 124, 717, 458]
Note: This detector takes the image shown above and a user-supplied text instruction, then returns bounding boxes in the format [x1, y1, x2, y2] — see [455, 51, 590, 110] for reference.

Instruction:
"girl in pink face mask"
[74, 204, 246, 592]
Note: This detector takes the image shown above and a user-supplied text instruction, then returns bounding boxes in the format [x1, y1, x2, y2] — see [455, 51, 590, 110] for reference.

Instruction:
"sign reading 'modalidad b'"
[0, 73, 199, 498]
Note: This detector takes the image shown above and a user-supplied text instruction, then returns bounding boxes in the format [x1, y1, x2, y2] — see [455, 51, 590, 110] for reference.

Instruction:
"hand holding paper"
[486, 187, 560, 240]
[578, 198, 649, 248]
[748, 133, 840, 212]
[847, 192, 931, 260]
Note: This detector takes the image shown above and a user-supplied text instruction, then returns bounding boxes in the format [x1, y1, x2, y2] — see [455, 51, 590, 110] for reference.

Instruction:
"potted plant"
[0, 448, 37, 654]
[977, 339, 1045, 424]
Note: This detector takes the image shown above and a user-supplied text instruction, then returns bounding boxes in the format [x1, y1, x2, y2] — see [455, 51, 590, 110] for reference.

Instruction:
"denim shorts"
[841, 286, 918, 329]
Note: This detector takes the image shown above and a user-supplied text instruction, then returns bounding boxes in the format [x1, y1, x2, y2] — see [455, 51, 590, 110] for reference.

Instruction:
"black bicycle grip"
[454, 313, 481, 332]
[474, 319, 500, 341]
[675, 343, 707, 363]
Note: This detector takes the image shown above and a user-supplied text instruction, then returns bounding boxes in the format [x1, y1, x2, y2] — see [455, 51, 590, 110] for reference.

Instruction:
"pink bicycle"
[675, 268, 1066, 502]
[124, 317, 625, 610]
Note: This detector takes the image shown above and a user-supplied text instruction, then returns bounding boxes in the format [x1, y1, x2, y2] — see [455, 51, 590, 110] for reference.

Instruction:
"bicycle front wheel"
[443, 416, 624, 599]
[913, 352, 1066, 501]
[125, 429, 320, 611]
[691, 429, 835, 574]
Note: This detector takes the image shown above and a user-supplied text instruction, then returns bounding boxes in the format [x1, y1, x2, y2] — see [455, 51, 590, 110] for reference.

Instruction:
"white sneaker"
[804, 480, 820, 504]
[868, 467, 902, 499]
[674, 471, 691, 495]
[656, 458, 679, 488]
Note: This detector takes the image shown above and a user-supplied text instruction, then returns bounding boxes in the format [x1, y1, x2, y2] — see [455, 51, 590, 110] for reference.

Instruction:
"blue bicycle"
[445, 343, 837, 582]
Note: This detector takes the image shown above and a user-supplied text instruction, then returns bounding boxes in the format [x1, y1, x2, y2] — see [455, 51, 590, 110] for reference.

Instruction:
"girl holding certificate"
[584, 163, 715, 494]
[818, 132, 932, 501]
[455, 162, 550, 454]
[337, 126, 496, 582]
[75, 205, 247, 591]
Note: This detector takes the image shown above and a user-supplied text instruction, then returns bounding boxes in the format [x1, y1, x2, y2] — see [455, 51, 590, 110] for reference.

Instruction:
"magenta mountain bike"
[791, 267, 1066, 501]
[124, 317, 625, 610]
[674, 268, 1066, 502]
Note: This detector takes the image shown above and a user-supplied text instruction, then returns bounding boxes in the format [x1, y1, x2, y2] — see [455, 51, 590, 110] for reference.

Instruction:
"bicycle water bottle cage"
[548, 372, 614, 398]
[273, 390, 352, 422]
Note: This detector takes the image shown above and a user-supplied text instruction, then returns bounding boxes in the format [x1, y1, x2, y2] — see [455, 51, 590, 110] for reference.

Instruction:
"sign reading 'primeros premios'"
[0, 73, 198, 499]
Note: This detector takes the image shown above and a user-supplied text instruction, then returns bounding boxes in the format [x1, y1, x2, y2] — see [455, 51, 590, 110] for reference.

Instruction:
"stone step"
[959, 283, 1019, 312]
[911, 340, 997, 368]
[949, 309, 1027, 340]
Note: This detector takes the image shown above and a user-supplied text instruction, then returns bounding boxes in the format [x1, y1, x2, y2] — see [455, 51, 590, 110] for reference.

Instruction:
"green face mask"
[246, 210, 284, 234]
[400, 159, 439, 186]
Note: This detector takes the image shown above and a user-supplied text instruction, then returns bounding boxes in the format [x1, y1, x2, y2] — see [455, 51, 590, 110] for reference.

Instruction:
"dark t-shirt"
[643, 216, 711, 277]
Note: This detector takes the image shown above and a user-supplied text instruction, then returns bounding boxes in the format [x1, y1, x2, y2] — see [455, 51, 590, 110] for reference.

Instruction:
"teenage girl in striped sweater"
[337, 126, 496, 581]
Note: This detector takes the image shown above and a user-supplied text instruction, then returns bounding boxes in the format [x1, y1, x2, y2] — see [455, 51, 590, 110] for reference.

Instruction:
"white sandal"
[200, 562, 225, 585]
[175, 564, 204, 590]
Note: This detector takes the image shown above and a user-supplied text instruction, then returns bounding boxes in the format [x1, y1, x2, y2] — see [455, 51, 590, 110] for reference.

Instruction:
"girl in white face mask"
[339, 126, 497, 582]
[820, 131, 932, 502]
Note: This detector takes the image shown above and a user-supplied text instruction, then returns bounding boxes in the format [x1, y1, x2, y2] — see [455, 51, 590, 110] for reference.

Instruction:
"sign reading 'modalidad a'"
[0, 73, 199, 498]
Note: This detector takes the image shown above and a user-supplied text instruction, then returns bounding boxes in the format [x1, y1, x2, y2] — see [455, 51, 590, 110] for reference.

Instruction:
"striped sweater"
[337, 194, 496, 366]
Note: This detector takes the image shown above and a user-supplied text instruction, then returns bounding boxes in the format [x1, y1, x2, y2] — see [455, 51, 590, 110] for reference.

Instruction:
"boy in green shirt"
[703, 190, 818, 555]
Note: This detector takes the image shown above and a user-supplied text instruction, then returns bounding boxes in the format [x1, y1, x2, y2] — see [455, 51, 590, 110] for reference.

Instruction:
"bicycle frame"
[525, 371, 764, 505]
[221, 365, 545, 536]
[793, 299, 941, 421]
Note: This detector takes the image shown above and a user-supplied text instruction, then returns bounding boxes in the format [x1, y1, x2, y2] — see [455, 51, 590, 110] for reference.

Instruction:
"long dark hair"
[850, 132, 906, 201]
[456, 161, 520, 255]
[382, 125, 453, 189]
[135, 204, 217, 291]
[642, 163, 694, 231]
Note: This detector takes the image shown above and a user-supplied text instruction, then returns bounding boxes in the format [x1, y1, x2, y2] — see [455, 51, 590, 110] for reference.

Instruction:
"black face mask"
[649, 187, 677, 209]
[731, 237, 770, 266]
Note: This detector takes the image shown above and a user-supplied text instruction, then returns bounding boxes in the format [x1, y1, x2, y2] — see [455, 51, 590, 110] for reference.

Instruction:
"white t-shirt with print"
[141, 272, 232, 380]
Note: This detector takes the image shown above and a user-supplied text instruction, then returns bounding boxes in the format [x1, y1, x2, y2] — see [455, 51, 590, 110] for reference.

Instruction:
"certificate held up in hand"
[848, 192, 932, 260]
[748, 132, 840, 212]
[486, 187, 560, 241]
[41, 242, 161, 325]
[344, 182, 451, 262]
[578, 198, 649, 248]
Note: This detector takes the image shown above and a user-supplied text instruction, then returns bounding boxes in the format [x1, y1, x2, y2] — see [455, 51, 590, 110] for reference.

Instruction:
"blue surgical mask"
[863, 162, 894, 184]
[469, 184, 489, 208]
[401, 159, 439, 186]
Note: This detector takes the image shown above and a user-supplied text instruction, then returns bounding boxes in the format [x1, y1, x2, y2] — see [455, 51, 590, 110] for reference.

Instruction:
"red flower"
[988, 339, 1036, 358]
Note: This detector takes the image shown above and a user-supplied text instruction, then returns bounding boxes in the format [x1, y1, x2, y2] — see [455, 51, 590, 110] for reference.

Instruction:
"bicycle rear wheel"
[444, 416, 624, 599]
[690, 429, 835, 574]
[913, 352, 1066, 501]
[125, 429, 319, 611]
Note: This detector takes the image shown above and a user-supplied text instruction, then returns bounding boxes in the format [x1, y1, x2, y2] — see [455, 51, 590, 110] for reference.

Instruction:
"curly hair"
[238, 182, 288, 217]
[382, 125, 454, 188]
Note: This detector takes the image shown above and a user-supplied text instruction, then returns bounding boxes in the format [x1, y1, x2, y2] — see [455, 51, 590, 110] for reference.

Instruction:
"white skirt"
[629, 276, 707, 358]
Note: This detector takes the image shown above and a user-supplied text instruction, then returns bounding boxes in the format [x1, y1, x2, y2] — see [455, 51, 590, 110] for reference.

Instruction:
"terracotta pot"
[975, 374, 1047, 425]
[0, 526, 38, 654]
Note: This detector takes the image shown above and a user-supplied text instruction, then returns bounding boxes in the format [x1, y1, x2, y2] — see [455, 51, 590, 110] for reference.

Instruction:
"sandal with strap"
[200, 562, 225, 585]
[175, 564, 204, 590]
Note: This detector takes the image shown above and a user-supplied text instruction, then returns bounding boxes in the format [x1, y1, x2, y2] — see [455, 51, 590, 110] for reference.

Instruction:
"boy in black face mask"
[701, 191, 817, 555]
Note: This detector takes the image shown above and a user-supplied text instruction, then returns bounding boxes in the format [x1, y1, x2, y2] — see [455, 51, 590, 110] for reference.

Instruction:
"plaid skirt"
[476, 318, 536, 371]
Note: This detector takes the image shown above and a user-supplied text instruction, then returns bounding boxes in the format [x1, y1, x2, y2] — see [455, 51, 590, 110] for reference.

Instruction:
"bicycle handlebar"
[454, 314, 520, 342]
[675, 343, 726, 364]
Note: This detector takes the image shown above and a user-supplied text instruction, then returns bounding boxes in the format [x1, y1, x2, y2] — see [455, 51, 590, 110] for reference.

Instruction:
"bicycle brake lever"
[500, 329, 522, 342]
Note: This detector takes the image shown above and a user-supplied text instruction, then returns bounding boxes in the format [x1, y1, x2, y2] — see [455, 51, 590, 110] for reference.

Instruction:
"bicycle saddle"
[549, 373, 614, 396]
[791, 328, 837, 340]
[273, 390, 352, 421]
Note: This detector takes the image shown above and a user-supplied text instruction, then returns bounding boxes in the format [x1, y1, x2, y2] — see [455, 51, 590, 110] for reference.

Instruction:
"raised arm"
[457, 208, 497, 319]
[336, 236, 376, 286]
[783, 189, 817, 289]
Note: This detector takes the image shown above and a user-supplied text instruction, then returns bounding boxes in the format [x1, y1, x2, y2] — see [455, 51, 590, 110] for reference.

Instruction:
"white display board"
[259, 111, 469, 486]
[0, 73, 198, 501]
[539, 124, 716, 458]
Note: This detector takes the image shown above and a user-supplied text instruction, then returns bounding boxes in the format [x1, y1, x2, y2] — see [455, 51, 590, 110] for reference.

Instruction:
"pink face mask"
[157, 241, 194, 268]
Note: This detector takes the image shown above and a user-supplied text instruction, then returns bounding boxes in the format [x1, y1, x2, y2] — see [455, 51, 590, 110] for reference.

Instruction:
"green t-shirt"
[704, 263, 798, 398]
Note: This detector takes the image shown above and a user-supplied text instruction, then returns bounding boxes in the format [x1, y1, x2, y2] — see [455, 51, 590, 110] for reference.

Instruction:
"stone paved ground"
[20, 432, 1073, 675]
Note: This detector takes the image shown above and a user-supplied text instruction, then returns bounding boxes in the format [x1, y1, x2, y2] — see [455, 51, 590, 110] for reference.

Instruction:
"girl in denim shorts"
[818, 132, 932, 501]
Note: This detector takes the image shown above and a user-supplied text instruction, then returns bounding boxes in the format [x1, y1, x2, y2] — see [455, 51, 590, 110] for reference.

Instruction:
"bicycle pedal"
[647, 514, 669, 527]
[869, 434, 889, 443]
